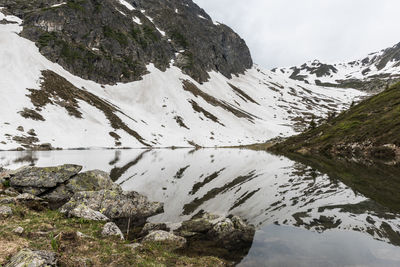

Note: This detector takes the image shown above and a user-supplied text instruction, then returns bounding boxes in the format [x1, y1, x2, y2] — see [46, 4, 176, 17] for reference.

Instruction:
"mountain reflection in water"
[1, 148, 400, 266]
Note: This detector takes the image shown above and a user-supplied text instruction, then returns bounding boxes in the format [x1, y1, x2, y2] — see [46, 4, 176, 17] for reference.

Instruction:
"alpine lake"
[1, 148, 400, 267]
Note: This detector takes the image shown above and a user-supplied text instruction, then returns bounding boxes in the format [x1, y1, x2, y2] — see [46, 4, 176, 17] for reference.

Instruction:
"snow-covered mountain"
[0, 1, 364, 150]
[274, 43, 400, 92]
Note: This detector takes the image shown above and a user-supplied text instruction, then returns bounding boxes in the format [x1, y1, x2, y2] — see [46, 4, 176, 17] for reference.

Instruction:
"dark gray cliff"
[1, 0, 253, 84]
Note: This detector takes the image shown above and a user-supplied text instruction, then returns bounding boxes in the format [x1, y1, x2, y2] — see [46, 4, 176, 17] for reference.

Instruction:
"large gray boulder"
[60, 189, 163, 222]
[5, 249, 57, 267]
[142, 230, 186, 249]
[9, 165, 82, 195]
[42, 170, 121, 206]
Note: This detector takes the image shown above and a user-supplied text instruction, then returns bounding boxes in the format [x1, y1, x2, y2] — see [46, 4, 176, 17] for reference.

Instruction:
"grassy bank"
[0, 193, 225, 266]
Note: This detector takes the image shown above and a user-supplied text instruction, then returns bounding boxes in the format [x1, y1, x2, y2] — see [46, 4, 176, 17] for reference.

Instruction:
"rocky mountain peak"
[1, 0, 252, 84]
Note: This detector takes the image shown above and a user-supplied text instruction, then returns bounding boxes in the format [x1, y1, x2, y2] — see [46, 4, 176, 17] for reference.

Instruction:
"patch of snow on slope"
[51, 2, 66, 8]
[118, 0, 135, 11]
[0, 11, 365, 150]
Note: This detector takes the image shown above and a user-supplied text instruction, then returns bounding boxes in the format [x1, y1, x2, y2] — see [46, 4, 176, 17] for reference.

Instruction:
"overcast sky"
[194, 0, 400, 69]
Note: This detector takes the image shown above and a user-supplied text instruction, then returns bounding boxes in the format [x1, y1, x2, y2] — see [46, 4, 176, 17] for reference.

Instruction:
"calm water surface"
[1, 149, 400, 266]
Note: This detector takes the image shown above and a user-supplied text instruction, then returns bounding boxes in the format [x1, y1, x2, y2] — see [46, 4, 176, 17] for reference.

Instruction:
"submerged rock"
[60, 189, 163, 223]
[102, 222, 124, 240]
[176, 213, 255, 252]
[5, 249, 57, 267]
[142, 230, 187, 249]
[0, 205, 12, 218]
[208, 216, 255, 250]
[9, 165, 82, 195]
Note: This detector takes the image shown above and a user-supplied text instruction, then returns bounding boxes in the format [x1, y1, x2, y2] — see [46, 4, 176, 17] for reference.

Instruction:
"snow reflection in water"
[1, 149, 400, 266]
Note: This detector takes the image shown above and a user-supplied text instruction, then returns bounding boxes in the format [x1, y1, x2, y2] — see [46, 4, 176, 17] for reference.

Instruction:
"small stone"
[126, 243, 142, 250]
[0, 205, 12, 218]
[142, 230, 186, 249]
[76, 231, 91, 239]
[13, 226, 24, 235]
[101, 222, 124, 240]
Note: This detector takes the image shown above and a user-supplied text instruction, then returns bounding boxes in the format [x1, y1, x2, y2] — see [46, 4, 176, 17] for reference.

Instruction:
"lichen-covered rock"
[42, 170, 120, 206]
[142, 230, 186, 249]
[9, 164, 82, 195]
[102, 222, 124, 240]
[0, 205, 12, 218]
[63, 204, 109, 221]
[140, 222, 169, 237]
[68, 170, 121, 193]
[60, 189, 163, 222]
[5, 249, 57, 267]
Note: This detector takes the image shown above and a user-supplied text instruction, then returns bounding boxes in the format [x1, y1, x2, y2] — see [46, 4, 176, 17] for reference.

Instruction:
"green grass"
[0, 203, 226, 266]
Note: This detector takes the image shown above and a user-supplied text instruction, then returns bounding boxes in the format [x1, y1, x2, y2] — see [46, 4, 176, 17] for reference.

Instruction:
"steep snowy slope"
[274, 43, 400, 92]
[0, 10, 364, 150]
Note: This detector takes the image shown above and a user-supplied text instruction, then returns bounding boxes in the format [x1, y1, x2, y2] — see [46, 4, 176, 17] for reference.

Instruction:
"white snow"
[278, 46, 400, 87]
[117, 0, 135, 11]
[132, 16, 142, 25]
[0, 11, 365, 150]
[51, 2, 66, 8]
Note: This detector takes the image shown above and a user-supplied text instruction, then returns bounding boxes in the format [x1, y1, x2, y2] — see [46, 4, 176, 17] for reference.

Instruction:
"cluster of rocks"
[1, 164, 255, 266]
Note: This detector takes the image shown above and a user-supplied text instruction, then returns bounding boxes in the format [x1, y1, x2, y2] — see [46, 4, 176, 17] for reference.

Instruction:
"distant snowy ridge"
[0, 10, 364, 150]
[274, 42, 400, 92]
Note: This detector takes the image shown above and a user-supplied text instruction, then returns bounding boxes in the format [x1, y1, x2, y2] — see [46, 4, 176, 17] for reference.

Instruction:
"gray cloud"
[194, 0, 400, 69]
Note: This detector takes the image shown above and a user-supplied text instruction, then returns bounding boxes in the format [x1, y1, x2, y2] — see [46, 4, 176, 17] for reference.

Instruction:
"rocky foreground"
[0, 165, 255, 266]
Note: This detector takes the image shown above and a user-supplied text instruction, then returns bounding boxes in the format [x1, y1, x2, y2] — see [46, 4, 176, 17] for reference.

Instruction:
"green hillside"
[272, 82, 400, 162]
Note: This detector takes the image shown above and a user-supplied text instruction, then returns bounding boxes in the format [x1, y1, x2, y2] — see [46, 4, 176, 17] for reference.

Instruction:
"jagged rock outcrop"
[1, 0, 252, 84]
